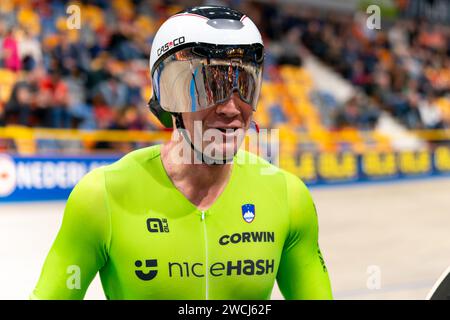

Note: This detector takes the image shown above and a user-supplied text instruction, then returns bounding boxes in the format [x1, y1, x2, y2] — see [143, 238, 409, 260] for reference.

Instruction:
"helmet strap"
[173, 113, 234, 165]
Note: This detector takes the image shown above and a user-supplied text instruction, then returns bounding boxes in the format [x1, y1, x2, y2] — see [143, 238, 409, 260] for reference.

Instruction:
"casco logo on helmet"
[157, 36, 186, 57]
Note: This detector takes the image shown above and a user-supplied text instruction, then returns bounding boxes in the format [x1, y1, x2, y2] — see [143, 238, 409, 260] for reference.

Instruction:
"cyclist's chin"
[201, 129, 245, 161]
[202, 140, 241, 162]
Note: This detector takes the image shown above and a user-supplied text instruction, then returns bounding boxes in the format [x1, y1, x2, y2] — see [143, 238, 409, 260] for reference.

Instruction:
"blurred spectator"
[93, 94, 115, 130]
[38, 70, 70, 128]
[418, 92, 445, 130]
[18, 28, 42, 71]
[333, 94, 380, 130]
[0, 101, 5, 126]
[277, 27, 302, 66]
[85, 53, 110, 100]
[2, 28, 21, 72]
[334, 97, 362, 129]
[64, 64, 95, 129]
[418, 23, 446, 51]
[0, 21, 5, 67]
[5, 80, 33, 125]
[122, 68, 145, 107]
[403, 90, 423, 129]
[350, 60, 372, 94]
[103, 106, 145, 131]
[359, 97, 381, 129]
[97, 73, 129, 110]
[52, 34, 89, 75]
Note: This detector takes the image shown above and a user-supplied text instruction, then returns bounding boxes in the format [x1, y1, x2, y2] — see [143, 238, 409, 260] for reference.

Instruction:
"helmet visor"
[152, 47, 263, 113]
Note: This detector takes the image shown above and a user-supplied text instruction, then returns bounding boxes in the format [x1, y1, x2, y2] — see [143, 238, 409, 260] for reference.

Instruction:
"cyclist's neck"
[160, 142, 234, 210]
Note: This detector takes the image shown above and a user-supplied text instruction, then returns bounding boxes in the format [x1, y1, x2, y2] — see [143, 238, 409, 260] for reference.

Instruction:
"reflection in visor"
[153, 47, 263, 113]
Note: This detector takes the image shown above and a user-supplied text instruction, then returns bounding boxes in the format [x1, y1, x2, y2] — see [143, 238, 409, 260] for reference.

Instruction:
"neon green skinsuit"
[31, 145, 332, 300]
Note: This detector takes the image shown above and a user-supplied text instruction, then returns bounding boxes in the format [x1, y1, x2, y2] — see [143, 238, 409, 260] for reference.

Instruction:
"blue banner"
[279, 147, 450, 186]
[0, 154, 118, 202]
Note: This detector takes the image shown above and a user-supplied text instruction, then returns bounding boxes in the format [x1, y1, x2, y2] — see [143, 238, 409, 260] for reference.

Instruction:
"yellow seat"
[141, 86, 152, 103]
[0, 1, 14, 13]
[84, 4, 105, 30]
[17, 7, 40, 35]
[0, 84, 13, 102]
[0, 69, 16, 86]
[436, 97, 450, 123]
[135, 15, 156, 38]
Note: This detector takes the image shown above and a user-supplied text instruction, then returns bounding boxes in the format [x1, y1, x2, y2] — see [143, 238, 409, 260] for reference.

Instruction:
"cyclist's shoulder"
[234, 150, 314, 216]
[74, 145, 162, 193]
[235, 149, 309, 191]
[234, 149, 278, 174]
[105, 144, 162, 172]
[73, 165, 106, 194]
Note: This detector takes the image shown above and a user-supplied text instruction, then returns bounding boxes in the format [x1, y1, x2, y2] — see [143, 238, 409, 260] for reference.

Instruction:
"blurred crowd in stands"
[0, 0, 161, 131]
[0, 0, 449, 133]
[290, 9, 450, 130]
[255, 2, 450, 132]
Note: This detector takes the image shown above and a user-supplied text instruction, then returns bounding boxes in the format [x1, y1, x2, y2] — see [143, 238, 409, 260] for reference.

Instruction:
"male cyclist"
[31, 6, 332, 300]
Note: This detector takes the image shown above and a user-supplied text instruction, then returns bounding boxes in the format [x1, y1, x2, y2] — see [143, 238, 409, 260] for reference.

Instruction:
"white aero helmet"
[148, 6, 264, 128]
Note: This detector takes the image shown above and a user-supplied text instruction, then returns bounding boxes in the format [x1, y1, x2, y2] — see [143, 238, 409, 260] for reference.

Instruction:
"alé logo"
[147, 218, 169, 233]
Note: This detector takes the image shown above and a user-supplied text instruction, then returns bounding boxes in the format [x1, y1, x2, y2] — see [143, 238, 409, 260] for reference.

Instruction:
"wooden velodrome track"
[1, 177, 449, 299]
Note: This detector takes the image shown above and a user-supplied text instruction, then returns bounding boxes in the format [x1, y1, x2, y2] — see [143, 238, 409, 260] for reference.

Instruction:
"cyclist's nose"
[215, 93, 241, 118]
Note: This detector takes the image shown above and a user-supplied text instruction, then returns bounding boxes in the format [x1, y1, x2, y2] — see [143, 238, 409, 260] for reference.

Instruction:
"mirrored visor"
[152, 47, 263, 113]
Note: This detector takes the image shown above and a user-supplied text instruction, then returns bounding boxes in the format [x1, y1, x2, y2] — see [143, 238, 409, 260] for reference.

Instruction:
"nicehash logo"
[168, 259, 275, 278]
[135, 259, 158, 281]
[134, 259, 275, 281]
